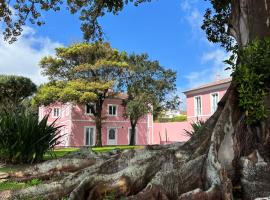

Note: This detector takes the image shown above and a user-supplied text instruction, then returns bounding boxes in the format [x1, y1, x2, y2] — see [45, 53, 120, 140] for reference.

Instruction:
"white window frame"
[194, 96, 202, 116]
[210, 92, 219, 114]
[85, 103, 95, 115]
[84, 126, 96, 146]
[128, 128, 138, 145]
[52, 107, 61, 118]
[107, 127, 118, 145]
[108, 104, 118, 116]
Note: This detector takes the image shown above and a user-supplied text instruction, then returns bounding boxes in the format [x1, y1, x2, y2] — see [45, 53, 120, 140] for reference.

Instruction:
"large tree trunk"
[1, 1, 270, 199]
[95, 98, 104, 147]
[129, 122, 136, 146]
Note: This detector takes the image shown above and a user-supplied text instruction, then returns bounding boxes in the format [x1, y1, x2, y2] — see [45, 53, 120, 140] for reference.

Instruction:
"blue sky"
[0, 0, 230, 106]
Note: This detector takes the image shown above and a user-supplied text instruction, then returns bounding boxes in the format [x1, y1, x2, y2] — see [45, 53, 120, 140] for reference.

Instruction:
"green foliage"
[35, 42, 129, 146]
[0, 75, 37, 111]
[27, 178, 42, 186]
[0, 111, 62, 163]
[0, 178, 42, 191]
[232, 38, 270, 124]
[202, 0, 235, 51]
[0, 0, 151, 43]
[183, 120, 205, 138]
[35, 42, 127, 106]
[157, 115, 187, 123]
[123, 54, 178, 123]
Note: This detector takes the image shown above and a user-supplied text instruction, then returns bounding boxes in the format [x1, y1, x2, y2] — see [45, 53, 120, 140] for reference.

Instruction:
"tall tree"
[35, 42, 128, 146]
[2, 1, 270, 200]
[123, 54, 178, 145]
[0, 75, 37, 111]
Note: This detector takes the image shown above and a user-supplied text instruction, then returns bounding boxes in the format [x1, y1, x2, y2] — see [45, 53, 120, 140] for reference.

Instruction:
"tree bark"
[129, 122, 136, 146]
[94, 97, 104, 147]
[1, 1, 270, 199]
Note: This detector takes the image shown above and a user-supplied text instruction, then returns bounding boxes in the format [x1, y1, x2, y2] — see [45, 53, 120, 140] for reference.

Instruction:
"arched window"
[109, 129, 116, 140]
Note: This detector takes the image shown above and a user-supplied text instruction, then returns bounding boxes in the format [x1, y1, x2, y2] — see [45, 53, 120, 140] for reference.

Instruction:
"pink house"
[39, 78, 231, 146]
[39, 94, 153, 147]
[184, 78, 231, 122]
[151, 78, 232, 144]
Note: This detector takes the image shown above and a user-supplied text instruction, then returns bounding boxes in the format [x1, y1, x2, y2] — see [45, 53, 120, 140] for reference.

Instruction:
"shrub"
[0, 111, 62, 163]
[184, 120, 205, 138]
[157, 115, 187, 123]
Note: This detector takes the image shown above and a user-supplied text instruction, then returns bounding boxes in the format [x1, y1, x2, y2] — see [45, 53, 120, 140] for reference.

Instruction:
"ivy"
[232, 38, 270, 124]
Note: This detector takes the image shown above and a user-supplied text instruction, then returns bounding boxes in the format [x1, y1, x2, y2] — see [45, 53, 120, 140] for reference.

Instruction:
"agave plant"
[183, 120, 205, 138]
[0, 111, 62, 163]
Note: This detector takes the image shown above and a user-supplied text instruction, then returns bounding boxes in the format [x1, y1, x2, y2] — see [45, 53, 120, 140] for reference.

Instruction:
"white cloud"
[184, 49, 231, 90]
[180, 0, 203, 40]
[202, 49, 232, 78]
[0, 26, 62, 85]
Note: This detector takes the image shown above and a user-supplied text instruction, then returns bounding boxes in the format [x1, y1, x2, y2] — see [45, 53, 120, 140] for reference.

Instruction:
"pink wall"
[152, 122, 191, 144]
[39, 98, 151, 147]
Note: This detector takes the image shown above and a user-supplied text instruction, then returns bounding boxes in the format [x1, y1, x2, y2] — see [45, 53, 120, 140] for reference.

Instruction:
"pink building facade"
[184, 78, 231, 122]
[39, 95, 153, 147]
[151, 78, 232, 145]
[39, 78, 231, 146]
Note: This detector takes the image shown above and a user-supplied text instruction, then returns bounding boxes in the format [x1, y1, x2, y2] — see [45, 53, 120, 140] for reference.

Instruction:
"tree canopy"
[0, 75, 37, 111]
[0, 0, 151, 43]
[35, 42, 128, 146]
[122, 54, 178, 145]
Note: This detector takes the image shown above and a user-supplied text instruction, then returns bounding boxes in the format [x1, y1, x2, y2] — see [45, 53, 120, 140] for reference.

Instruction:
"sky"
[0, 0, 230, 108]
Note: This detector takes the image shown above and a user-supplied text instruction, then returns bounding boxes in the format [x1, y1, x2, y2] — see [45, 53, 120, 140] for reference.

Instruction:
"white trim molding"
[84, 126, 96, 146]
[194, 95, 202, 117]
[107, 104, 118, 116]
[210, 92, 219, 114]
[107, 127, 118, 145]
[52, 107, 61, 118]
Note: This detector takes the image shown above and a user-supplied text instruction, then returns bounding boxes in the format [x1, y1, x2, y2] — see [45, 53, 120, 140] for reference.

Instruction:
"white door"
[107, 128, 117, 145]
[85, 127, 95, 146]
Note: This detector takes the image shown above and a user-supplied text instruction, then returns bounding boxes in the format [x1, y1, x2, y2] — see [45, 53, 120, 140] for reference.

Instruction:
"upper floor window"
[85, 103, 95, 115]
[194, 96, 202, 116]
[53, 108, 60, 117]
[211, 93, 219, 114]
[108, 105, 117, 116]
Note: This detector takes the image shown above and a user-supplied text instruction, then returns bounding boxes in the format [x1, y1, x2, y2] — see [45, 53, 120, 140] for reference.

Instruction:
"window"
[108, 105, 117, 116]
[85, 103, 95, 115]
[128, 128, 137, 145]
[194, 96, 202, 116]
[107, 128, 117, 145]
[85, 127, 95, 146]
[53, 108, 60, 117]
[211, 93, 219, 114]
[109, 129, 116, 140]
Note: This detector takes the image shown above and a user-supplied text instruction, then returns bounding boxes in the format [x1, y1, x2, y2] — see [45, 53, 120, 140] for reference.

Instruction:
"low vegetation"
[156, 115, 187, 123]
[0, 111, 62, 163]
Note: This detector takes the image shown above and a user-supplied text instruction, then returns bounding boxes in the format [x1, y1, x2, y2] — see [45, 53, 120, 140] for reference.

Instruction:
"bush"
[184, 120, 205, 138]
[0, 111, 62, 163]
[157, 115, 187, 123]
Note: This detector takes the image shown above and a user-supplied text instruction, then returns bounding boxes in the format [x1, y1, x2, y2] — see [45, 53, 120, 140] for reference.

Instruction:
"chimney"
[215, 74, 221, 81]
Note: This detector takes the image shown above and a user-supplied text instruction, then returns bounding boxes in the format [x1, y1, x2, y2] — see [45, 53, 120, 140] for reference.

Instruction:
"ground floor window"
[128, 128, 137, 145]
[85, 127, 95, 146]
[107, 128, 117, 145]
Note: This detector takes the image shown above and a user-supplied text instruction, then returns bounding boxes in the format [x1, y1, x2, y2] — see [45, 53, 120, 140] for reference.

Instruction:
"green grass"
[0, 178, 41, 191]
